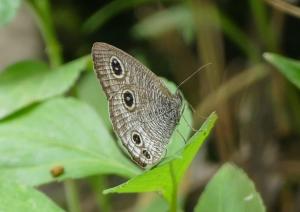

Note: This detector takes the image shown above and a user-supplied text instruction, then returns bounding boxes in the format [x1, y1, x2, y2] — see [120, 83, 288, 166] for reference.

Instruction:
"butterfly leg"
[176, 129, 187, 144]
[181, 102, 197, 132]
[182, 114, 197, 132]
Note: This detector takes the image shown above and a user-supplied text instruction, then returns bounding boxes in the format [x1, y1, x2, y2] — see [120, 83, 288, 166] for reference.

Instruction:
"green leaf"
[0, 56, 89, 119]
[194, 163, 265, 212]
[76, 71, 111, 130]
[0, 180, 64, 212]
[0, 97, 141, 186]
[0, 0, 21, 27]
[264, 53, 300, 89]
[132, 5, 195, 42]
[103, 112, 217, 207]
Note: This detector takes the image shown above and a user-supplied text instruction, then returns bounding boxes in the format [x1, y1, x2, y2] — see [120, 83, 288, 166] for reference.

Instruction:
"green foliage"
[195, 163, 265, 212]
[0, 180, 64, 212]
[249, 0, 276, 51]
[0, 97, 141, 186]
[0, 0, 21, 27]
[132, 5, 195, 43]
[264, 53, 300, 89]
[26, 0, 63, 67]
[0, 56, 89, 119]
[104, 112, 217, 211]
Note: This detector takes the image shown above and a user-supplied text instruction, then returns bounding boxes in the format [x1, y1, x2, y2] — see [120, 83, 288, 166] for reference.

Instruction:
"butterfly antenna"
[176, 63, 212, 92]
[182, 114, 197, 132]
[186, 100, 208, 121]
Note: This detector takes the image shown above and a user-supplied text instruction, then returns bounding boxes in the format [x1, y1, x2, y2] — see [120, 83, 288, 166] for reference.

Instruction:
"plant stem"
[64, 180, 81, 212]
[249, 0, 277, 51]
[218, 11, 260, 62]
[26, 0, 62, 67]
[169, 162, 178, 212]
[195, 64, 270, 123]
[88, 176, 111, 212]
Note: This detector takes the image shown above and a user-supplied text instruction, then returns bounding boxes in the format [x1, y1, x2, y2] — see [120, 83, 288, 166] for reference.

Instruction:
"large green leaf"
[0, 56, 89, 119]
[0, 0, 21, 27]
[264, 53, 300, 89]
[194, 163, 265, 212]
[0, 180, 64, 212]
[0, 97, 141, 186]
[103, 112, 217, 208]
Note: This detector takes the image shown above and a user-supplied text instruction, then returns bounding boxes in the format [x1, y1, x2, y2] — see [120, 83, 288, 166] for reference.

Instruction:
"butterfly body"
[92, 42, 183, 168]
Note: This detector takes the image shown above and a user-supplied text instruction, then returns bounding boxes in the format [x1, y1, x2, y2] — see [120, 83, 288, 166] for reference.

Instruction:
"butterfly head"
[175, 89, 183, 102]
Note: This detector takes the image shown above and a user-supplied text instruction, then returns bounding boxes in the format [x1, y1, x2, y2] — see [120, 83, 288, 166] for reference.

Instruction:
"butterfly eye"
[123, 90, 135, 110]
[142, 149, 151, 160]
[110, 56, 124, 78]
[132, 132, 142, 146]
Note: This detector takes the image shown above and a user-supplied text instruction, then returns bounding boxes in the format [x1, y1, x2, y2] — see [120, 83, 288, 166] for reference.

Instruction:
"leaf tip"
[102, 189, 112, 195]
[205, 111, 218, 127]
[262, 52, 273, 62]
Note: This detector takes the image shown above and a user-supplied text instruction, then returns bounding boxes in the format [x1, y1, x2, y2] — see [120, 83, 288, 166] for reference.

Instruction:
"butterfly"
[92, 43, 184, 168]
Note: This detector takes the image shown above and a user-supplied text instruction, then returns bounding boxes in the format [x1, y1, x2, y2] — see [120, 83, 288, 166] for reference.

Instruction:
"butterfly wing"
[92, 42, 182, 167]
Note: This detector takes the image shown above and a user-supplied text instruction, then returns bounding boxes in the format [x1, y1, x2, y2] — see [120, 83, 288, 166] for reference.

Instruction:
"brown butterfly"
[92, 43, 183, 168]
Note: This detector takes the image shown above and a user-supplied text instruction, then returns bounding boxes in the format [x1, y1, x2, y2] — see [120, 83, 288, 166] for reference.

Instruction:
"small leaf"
[0, 56, 89, 119]
[132, 5, 195, 42]
[0, 97, 141, 186]
[264, 53, 300, 89]
[0, 180, 64, 212]
[103, 112, 217, 206]
[194, 163, 265, 212]
[0, 0, 21, 27]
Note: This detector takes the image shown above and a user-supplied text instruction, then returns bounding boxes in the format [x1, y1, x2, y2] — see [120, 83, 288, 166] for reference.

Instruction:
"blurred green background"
[1, 0, 300, 211]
